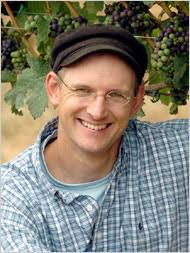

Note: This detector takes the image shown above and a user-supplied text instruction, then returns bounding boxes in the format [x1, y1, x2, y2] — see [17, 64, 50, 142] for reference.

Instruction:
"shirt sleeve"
[1, 167, 50, 252]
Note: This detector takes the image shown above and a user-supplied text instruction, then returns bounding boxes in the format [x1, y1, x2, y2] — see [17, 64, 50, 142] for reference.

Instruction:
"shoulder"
[130, 118, 188, 132]
[122, 118, 189, 159]
[126, 118, 188, 139]
[1, 145, 39, 201]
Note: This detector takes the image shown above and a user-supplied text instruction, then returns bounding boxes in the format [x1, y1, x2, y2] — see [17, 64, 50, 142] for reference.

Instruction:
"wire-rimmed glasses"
[56, 73, 132, 106]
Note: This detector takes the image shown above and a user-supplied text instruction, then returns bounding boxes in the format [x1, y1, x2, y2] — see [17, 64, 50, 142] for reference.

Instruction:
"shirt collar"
[32, 117, 136, 199]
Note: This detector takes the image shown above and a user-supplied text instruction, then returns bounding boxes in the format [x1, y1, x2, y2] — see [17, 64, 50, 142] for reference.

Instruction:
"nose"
[86, 95, 108, 120]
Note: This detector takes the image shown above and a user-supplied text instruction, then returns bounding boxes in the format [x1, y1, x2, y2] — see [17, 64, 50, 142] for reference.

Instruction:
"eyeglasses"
[56, 73, 132, 106]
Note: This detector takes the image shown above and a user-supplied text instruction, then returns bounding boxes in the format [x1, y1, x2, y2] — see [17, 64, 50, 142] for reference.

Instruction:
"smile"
[80, 120, 109, 131]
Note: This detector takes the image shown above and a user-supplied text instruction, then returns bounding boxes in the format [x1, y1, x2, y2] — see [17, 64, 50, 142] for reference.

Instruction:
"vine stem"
[145, 83, 167, 92]
[148, 10, 162, 29]
[156, 1, 172, 17]
[45, 1, 52, 16]
[144, 34, 154, 49]
[64, 1, 79, 17]
[2, 1, 39, 59]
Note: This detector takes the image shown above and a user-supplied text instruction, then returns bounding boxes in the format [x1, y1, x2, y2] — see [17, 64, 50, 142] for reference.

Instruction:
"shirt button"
[75, 217, 80, 223]
[86, 204, 93, 212]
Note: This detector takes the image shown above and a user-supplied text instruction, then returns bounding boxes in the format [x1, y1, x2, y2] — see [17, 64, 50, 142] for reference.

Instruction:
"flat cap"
[50, 24, 148, 83]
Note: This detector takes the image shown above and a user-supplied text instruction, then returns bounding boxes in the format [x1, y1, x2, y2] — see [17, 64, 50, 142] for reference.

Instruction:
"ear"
[129, 83, 145, 117]
[45, 71, 60, 106]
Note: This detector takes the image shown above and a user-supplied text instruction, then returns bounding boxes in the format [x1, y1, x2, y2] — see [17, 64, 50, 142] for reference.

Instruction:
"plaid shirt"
[1, 118, 189, 252]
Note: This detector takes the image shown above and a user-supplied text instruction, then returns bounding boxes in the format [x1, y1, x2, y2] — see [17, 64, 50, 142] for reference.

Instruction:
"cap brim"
[58, 44, 140, 73]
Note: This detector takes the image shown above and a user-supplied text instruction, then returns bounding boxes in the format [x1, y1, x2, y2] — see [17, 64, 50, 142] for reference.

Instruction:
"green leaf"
[173, 55, 188, 89]
[141, 42, 152, 70]
[159, 88, 170, 106]
[170, 103, 178, 114]
[16, 14, 28, 28]
[77, 1, 104, 23]
[26, 78, 48, 119]
[11, 104, 23, 116]
[143, 1, 155, 7]
[25, 1, 46, 13]
[36, 17, 50, 46]
[71, 2, 84, 15]
[1, 70, 17, 83]
[151, 28, 161, 37]
[148, 70, 166, 84]
[4, 57, 50, 118]
[26, 54, 50, 75]
[179, 68, 189, 88]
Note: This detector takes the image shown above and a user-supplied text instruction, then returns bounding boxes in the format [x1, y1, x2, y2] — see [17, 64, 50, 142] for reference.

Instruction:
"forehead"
[59, 53, 137, 92]
[59, 52, 137, 81]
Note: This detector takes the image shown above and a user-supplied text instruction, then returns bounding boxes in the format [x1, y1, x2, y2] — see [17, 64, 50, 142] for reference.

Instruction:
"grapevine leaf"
[26, 78, 48, 119]
[143, 1, 155, 7]
[5, 57, 50, 119]
[15, 14, 28, 28]
[71, 2, 84, 15]
[50, 2, 66, 14]
[170, 103, 178, 114]
[36, 17, 50, 46]
[159, 95, 170, 106]
[151, 28, 160, 37]
[159, 88, 170, 106]
[1, 70, 17, 83]
[179, 68, 189, 88]
[4, 82, 27, 111]
[26, 54, 50, 75]
[148, 70, 166, 84]
[173, 55, 188, 89]
[11, 105, 23, 116]
[25, 1, 46, 13]
[78, 2, 104, 23]
[142, 42, 152, 70]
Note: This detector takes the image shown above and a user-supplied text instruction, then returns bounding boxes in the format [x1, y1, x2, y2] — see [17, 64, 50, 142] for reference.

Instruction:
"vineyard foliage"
[1, 1, 189, 119]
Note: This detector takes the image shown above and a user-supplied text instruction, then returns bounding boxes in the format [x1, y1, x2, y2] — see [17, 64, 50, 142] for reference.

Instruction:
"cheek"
[114, 108, 132, 128]
[57, 96, 83, 118]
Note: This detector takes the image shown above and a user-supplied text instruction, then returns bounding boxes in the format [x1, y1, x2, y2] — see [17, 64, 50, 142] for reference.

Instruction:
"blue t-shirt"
[40, 132, 112, 205]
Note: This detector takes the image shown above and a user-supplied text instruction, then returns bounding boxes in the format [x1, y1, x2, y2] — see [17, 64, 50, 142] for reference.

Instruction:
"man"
[1, 25, 188, 252]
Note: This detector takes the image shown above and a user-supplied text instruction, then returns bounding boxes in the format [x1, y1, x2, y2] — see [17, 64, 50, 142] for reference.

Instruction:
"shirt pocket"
[137, 194, 180, 252]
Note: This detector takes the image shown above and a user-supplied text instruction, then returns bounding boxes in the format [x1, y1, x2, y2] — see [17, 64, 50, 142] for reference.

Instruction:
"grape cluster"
[49, 14, 87, 38]
[151, 12, 189, 112]
[24, 15, 40, 33]
[1, 31, 18, 70]
[11, 49, 27, 71]
[151, 11, 189, 74]
[104, 2, 154, 33]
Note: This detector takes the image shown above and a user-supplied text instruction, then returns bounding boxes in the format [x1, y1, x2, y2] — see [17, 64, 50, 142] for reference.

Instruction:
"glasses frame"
[55, 72, 132, 106]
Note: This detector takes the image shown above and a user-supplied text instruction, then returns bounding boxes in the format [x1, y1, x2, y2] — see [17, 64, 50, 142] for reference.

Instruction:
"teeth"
[81, 120, 108, 131]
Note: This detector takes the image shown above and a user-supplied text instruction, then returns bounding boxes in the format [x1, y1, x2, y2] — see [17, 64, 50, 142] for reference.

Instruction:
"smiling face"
[46, 53, 144, 156]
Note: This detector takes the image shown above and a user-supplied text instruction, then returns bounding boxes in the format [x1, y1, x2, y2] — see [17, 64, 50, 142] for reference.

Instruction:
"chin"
[77, 139, 117, 155]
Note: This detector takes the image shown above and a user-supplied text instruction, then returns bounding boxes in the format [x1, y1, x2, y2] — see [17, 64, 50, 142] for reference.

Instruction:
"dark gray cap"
[50, 24, 148, 83]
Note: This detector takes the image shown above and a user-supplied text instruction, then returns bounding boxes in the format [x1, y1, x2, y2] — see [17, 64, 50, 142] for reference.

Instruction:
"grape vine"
[49, 14, 87, 38]
[1, 1, 189, 118]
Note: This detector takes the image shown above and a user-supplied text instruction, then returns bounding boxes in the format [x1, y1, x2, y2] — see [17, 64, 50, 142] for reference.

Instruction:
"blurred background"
[1, 83, 188, 163]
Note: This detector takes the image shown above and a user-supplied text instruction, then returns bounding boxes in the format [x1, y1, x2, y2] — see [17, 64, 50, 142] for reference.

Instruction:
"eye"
[73, 87, 92, 96]
[108, 91, 126, 99]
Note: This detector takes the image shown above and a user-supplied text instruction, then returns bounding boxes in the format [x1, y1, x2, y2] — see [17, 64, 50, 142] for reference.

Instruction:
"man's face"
[47, 53, 143, 155]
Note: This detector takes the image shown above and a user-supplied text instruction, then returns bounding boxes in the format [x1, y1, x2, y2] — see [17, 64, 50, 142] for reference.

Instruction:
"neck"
[44, 137, 119, 184]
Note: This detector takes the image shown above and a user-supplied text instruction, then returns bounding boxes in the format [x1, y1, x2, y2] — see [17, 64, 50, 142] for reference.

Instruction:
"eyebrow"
[70, 84, 131, 94]
[57, 74, 131, 93]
